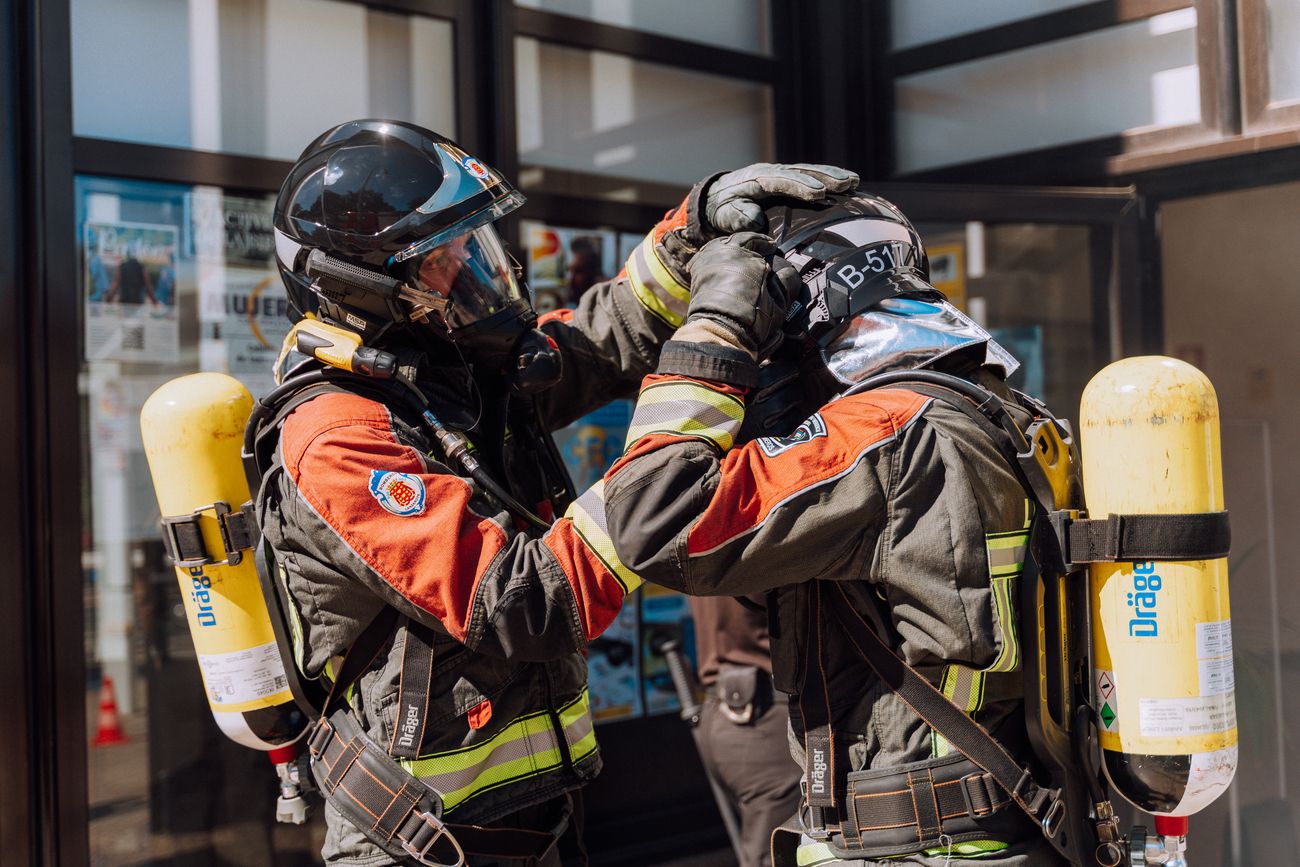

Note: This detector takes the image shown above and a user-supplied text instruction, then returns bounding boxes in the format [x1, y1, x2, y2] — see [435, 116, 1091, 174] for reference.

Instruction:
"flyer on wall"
[83, 221, 180, 363]
[552, 399, 633, 492]
[190, 190, 289, 397]
[589, 596, 643, 723]
[521, 221, 617, 313]
[640, 584, 697, 716]
[197, 264, 291, 398]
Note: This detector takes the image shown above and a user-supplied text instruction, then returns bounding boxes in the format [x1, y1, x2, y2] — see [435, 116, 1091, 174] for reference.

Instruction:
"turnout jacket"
[603, 372, 1066, 865]
[256, 225, 691, 863]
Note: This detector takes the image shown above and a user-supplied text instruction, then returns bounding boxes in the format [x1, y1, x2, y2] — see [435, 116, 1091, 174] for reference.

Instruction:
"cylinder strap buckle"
[161, 500, 259, 568]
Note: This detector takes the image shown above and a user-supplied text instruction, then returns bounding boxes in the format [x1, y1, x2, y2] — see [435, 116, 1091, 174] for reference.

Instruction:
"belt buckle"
[402, 809, 465, 867]
[797, 779, 830, 840]
[959, 772, 1000, 819]
[720, 701, 754, 725]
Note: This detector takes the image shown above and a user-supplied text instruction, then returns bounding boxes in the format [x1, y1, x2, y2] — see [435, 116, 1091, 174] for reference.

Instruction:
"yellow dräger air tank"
[1080, 357, 1237, 832]
[141, 372, 307, 750]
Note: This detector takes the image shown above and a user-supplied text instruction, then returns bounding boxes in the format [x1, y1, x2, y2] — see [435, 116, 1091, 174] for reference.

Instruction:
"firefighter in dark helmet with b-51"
[246, 117, 858, 866]
[601, 192, 1080, 866]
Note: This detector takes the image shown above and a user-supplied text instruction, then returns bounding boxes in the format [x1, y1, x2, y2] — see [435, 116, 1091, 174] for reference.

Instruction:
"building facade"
[3, 1, 1299, 864]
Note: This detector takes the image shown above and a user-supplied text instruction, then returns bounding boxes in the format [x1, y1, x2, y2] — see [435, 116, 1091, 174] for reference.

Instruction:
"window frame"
[1238, 0, 1300, 134]
[884, 0, 1237, 182]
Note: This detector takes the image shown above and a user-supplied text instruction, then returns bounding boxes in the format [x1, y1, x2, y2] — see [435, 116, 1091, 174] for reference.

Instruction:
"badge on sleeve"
[758, 413, 828, 457]
[369, 470, 427, 517]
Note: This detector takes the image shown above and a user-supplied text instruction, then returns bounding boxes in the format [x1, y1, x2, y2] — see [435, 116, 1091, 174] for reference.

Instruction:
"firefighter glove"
[623, 164, 856, 331]
[657, 233, 798, 388]
[705, 162, 860, 235]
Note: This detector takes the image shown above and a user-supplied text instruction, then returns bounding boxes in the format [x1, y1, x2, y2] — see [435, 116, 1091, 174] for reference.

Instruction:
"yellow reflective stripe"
[567, 481, 643, 593]
[934, 503, 1034, 757]
[922, 839, 1010, 857]
[984, 526, 1028, 672]
[439, 717, 559, 810]
[400, 691, 597, 814]
[278, 564, 307, 673]
[933, 664, 986, 758]
[986, 576, 1020, 673]
[626, 380, 745, 452]
[626, 231, 690, 327]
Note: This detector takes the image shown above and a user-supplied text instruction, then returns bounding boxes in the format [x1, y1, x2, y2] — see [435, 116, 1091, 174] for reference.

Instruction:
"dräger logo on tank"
[1127, 561, 1163, 637]
[368, 470, 427, 517]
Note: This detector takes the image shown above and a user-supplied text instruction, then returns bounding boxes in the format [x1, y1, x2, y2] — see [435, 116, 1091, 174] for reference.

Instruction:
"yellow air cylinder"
[141, 373, 305, 750]
[1080, 356, 1236, 817]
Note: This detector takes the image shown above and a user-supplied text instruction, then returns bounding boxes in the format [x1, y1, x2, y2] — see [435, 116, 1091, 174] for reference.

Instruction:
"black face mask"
[450, 303, 563, 395]
[737, 343, 840, 443]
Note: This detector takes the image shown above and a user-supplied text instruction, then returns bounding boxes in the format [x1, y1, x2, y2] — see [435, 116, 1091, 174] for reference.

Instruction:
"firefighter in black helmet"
[249, 118, 856, 866]
[602, 191, 1075, 866]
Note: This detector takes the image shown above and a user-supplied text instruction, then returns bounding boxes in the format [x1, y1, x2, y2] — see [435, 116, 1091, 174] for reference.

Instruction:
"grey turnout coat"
[255, 239, 689, 864]
[602, 369, 1068, 865]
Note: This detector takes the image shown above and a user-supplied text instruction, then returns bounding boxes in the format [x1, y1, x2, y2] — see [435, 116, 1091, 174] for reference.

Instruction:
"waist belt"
[834, 752, 1026, 859]
[307, 611, 565, 866]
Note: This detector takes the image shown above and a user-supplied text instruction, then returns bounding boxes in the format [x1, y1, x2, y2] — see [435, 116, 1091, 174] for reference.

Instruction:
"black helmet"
[740, 191, 1017, 438]
[273, 120, 561, 391]
[769, 190, 1015, 385]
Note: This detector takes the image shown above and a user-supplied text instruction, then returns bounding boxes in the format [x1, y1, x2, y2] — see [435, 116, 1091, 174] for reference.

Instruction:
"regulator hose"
[244, 369, 551, 531]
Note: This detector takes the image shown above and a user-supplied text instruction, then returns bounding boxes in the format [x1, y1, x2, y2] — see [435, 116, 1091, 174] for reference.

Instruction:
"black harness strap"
[824, 581, 1062, 830]
[801, 584, 837, 811]
[1065, 511, 1230, 564]
[390, 619, 438, 760]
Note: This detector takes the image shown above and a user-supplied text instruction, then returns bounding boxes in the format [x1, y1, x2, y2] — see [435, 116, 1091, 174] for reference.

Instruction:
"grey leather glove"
[705, 162, 860, 234]
[657, 233, 799, 388]
[621, 163, 857, 328]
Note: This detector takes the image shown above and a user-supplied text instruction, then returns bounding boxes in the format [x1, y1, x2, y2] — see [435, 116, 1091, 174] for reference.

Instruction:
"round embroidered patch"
[368, 470, 427, 517]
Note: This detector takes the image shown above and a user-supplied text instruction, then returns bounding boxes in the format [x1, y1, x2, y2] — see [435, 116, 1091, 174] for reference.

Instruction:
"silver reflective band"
[274, 227, 304, 271]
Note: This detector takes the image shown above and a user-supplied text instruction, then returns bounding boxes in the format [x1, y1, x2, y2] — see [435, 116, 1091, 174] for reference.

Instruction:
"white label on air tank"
[1198, 656, 1236, 696]
[1171, 746, 1238, 816]
[1139, 693, 1237, 738]
[197, 641, 289, 706]
[1196, 619, 1233, 658]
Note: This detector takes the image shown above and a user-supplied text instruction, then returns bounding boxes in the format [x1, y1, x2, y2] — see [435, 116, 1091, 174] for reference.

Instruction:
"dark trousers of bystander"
[696, 696, 803, 867]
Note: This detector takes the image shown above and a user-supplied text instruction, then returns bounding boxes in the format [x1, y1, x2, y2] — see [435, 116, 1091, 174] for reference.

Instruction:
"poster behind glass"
[78, 176, 321, 865]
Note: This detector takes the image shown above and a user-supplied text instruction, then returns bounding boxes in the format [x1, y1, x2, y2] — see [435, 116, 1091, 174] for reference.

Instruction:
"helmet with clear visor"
[272, 119, 528, 341]
[738, 192, 1019, 440]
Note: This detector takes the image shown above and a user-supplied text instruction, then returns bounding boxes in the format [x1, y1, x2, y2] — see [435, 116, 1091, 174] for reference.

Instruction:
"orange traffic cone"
[92, 675, 129, 746]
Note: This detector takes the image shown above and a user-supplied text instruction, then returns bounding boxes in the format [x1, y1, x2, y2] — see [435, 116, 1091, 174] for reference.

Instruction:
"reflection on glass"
[71, 0, 455, 159]
[1266, 0, 1300, 105]
[890, 0, 1091, 49]
[520, 219, 619, 313]
[79, 175, 323, 865]
[915, 222, 1098, 417]
[894, 9, 1200, 173]
[515, 37, 774, 187]
[515, 0, 771, 54]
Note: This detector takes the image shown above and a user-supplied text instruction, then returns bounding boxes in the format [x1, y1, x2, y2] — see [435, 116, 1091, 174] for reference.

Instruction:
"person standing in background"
[690, 595, 802, 867]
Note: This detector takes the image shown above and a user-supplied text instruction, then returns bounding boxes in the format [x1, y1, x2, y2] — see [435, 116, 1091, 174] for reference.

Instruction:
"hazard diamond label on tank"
[1096, 669, 1116, 701]
[1099, 702, 1118, 731]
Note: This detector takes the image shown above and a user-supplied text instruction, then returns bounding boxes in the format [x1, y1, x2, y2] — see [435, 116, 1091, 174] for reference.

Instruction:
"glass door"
[869, 184, 1144, 421]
